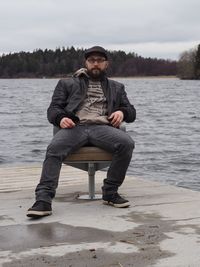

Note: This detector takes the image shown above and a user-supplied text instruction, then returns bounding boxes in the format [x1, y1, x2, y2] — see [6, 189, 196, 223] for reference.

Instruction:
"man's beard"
[87, 68, 105, 80]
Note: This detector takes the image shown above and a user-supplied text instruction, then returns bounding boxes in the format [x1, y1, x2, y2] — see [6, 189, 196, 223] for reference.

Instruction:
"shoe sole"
[103, 200, 130, 208]
[26, 210, 52, 218]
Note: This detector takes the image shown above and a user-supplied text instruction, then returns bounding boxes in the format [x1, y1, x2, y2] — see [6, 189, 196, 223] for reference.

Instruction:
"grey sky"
[0, 0, 200, 59]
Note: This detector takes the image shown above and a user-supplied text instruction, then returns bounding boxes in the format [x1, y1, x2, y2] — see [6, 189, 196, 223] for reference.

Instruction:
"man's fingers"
[110, 115, 120, 127]
[108, 111, 123, 128]
[60, 118, 75, 128]
[108, 113, 114, 120]
[66, 120, 75, 128]
[112, 118, 121, 127]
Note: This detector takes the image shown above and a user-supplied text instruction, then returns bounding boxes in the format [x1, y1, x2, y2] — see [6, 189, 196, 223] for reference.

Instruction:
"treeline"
[177, 44, 200, 79]
[0, 47, 177, 78]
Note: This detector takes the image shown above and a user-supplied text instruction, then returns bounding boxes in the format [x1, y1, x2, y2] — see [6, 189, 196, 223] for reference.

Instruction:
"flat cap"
[84, 46, 108, 60]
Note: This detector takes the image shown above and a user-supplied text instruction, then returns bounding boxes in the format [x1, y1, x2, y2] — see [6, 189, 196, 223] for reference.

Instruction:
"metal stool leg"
[78, 163, 102, 200]
[88, 163, 95, 199]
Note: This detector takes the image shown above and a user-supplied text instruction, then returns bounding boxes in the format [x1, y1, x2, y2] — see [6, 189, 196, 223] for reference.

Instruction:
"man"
[27, 46, 136, 218]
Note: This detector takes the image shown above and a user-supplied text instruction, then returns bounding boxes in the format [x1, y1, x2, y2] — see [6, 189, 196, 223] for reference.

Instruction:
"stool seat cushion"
[65, 147, 112, 161]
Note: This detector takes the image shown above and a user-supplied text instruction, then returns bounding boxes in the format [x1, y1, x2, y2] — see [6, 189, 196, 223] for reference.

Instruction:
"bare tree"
[194, 44, 200, 79]
[177, 48, 196, 79]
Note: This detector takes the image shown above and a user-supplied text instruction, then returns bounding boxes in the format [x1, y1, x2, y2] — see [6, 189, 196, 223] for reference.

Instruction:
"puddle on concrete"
[0, 222, 113, 253]
[2, 211, 199, 267]
[0, 212, 179, 267]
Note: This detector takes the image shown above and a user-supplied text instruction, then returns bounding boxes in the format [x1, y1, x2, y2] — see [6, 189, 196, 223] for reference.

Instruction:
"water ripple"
[0, 78, 200, 191]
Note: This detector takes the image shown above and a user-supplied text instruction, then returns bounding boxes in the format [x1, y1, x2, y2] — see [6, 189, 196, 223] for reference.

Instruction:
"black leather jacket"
[47, 76, 136, 126]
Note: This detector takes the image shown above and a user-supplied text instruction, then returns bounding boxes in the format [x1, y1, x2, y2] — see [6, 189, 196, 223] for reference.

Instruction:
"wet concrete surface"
[0, 222, 114, 252]
[0, 211, 174, 267]
[1, 166, 200, 266]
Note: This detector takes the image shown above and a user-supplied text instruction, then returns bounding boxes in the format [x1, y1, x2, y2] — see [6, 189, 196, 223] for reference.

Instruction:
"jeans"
[35, 124, 135, 203]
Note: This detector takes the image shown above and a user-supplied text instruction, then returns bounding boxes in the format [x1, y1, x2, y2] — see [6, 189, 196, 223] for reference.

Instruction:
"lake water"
[0, 78, 200, 191]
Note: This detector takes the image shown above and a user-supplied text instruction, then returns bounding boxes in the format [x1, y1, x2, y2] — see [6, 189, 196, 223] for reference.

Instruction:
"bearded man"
[27, 46, 136, 218]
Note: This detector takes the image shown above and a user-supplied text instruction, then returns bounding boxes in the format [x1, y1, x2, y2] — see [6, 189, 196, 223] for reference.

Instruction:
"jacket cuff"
[118, 108, 128, 121]
[55, 114, 67, 127]
[55, 113, 80, 127]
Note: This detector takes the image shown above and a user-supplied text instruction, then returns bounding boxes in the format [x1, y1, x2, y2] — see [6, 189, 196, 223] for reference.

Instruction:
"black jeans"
[35, 124, 135, 203]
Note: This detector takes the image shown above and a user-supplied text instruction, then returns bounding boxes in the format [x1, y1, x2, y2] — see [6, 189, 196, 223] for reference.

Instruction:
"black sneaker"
[103, 193, 130, 208]
[26, 201, 52, 218]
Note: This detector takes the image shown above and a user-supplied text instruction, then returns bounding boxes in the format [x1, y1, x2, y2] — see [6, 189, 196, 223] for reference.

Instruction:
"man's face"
[85, 53, 109, 79]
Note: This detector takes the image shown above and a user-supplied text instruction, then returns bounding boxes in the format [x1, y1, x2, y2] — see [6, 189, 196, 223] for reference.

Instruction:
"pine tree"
[0, 47, 177, 78]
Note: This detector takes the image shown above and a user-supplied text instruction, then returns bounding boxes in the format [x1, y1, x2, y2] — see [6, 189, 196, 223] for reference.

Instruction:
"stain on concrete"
[0, 212, 178, 267]
[0, 215, 14, 221]
[0, 190, 21, 193]
[2, 249, 169, 267]
[2, 210, 199, 266]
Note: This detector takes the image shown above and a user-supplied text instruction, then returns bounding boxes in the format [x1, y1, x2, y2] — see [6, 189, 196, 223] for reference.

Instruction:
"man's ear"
[105, 61, 109, 69]
[85, 60, 88, 68]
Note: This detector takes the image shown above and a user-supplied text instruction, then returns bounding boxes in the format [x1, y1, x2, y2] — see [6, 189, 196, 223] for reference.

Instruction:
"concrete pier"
[0, 164, 200, 267]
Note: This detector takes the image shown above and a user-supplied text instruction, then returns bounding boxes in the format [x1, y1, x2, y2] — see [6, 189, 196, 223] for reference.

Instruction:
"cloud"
[0, 0, 200, 59]
[106, 41, 200, 60]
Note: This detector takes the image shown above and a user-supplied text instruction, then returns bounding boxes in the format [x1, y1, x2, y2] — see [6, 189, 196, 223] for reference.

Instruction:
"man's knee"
[124, 136, 135, 151]
[46, 139, 65, 158]
[46, 141, 57, 155]
[116, 136, 135, 158]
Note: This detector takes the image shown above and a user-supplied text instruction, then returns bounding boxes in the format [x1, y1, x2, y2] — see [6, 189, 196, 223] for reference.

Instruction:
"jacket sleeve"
[47, 79, 79, 126]
[118, 84, 136, 123]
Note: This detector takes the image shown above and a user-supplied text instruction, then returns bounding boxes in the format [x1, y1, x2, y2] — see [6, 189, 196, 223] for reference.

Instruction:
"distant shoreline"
[113, 75, 177, 79]
[0, 75, 178, 79]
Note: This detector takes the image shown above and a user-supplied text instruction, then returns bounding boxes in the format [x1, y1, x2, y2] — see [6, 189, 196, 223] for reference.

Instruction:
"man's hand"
[108, 111, 124, 128]
[60, 117, 75, 128]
